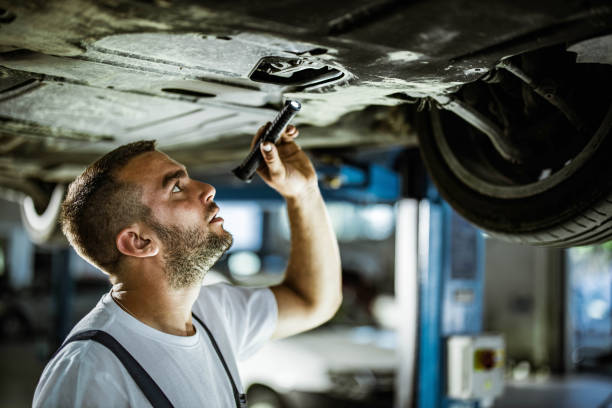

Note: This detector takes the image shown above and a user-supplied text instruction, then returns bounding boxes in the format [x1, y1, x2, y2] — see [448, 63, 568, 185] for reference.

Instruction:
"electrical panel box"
[446, 334, 505, 403]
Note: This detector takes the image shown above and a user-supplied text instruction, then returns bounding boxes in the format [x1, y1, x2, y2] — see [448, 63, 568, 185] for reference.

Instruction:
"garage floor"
[495, 376, 612, 408]
[2, 341, 610, 408]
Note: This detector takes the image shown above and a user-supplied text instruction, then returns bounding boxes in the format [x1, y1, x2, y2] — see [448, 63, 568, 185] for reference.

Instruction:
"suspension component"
[498, 59, 587, 134]
[432, 94, 525, 163]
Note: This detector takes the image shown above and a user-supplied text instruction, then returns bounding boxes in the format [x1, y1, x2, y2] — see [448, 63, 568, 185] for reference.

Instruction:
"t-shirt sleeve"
[198, 284, 278, 361]
[33, 343, 137, 408]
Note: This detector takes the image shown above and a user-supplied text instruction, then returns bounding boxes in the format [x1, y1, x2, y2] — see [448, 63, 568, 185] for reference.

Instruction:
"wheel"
[418, 46, 612, 247]
[247, 385, 286, 408]
[20, 183, 67, 245]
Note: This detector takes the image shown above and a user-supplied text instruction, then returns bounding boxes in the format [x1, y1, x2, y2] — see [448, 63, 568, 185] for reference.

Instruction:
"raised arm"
[252, 124, 342, 339]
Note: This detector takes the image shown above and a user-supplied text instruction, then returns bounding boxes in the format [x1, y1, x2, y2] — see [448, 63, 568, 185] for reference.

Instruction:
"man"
[33, 124, 342, 407]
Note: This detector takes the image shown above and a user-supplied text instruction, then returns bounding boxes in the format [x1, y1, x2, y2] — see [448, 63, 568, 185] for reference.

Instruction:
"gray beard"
[149, 220, 233, 289]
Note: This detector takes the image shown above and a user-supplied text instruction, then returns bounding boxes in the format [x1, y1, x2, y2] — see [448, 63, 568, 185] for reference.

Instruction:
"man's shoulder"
[50, 335, 108, 366]
[42, 293, 120, 376]
[195, 282, 242, 307]
[34, 335, 129, 408]
[195, 283, 278, 361]
[66, 292, 114, 334]
[36, 337, 120, 396]
[195, 282, 273, 311]
[48, 329, 124, 373]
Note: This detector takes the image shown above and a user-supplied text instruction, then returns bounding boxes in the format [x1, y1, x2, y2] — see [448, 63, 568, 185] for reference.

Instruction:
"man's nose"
[199, 182, 216, 203]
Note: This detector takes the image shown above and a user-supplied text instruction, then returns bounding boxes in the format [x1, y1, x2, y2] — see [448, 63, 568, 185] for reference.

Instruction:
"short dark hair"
[60, 140, 156, 273]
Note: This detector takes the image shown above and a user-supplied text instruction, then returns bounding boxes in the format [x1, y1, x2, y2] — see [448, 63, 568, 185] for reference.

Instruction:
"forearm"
[286, 186, 342, 308]
[252, 124, 342, 338]
[271, 185, 342, 337]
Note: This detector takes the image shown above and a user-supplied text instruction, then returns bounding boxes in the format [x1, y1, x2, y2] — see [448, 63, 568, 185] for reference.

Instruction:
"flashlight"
[232, 100, 301, 182]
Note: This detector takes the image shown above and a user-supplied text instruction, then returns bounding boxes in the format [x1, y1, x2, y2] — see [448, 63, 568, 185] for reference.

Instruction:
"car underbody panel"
[1, 0, 612, 246]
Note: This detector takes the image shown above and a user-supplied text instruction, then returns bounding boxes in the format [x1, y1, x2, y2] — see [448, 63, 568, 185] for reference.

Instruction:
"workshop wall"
[484, 238, 565, 375]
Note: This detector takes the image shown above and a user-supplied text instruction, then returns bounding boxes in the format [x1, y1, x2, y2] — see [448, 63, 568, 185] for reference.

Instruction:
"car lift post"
[394, 149, 485, 408]
[416, 189, 485, 408]
[394, 149, 427, 408]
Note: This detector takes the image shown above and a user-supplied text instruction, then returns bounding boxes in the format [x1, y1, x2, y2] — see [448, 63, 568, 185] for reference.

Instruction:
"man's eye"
[172, 184, 182, 193]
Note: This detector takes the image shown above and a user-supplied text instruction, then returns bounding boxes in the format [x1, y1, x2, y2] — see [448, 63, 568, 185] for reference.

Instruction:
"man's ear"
[116, 224, 159, 258]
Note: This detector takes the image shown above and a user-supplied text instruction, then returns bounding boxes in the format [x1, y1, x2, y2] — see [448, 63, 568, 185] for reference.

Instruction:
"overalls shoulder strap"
[54, 317, 248, 408]
[192, 312, 248, 408]
[54, 329, 174, 408]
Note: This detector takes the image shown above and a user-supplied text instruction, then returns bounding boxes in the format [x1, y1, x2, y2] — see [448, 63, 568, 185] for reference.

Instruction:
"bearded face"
[148, 217, 233, 289]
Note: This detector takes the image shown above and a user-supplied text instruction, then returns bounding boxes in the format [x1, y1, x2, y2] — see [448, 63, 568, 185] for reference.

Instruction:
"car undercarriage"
[1, 0, 611, 246]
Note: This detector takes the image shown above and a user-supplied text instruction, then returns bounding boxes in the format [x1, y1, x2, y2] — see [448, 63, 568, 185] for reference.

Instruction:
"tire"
[418, 103, 612, 248]
[20, 183, 68, 246]
[247, 385, 286, 408]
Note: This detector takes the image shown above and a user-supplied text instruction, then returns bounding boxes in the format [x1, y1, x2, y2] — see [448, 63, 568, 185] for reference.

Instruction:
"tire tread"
[488, 192, 612, 247]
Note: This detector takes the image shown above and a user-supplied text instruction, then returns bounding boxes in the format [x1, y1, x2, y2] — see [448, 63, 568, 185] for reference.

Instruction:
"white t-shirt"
[33, 283, 278, 408]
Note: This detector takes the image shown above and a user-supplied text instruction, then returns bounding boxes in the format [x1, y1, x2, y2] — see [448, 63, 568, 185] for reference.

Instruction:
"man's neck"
[110, 278, 202, 337]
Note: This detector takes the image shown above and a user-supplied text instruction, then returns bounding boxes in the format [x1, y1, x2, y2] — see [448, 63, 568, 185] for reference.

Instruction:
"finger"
[286, 124, 298, 136]
[260, 142, 285, 179]
[279, 125, 299, 144]
[250, 123, 269, 150]
[250, 122, 271, 150]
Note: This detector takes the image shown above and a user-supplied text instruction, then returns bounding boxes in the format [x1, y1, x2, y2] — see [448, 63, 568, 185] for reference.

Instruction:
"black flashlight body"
[232, 100, 301, 182]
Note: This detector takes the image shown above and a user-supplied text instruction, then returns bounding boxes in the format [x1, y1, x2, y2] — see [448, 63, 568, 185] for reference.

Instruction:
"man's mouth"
[208, 208, 223, 224]
[210, 215, 223, 223]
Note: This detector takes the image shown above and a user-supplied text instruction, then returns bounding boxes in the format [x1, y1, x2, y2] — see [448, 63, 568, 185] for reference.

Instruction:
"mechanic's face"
[119, 150, 232, 288]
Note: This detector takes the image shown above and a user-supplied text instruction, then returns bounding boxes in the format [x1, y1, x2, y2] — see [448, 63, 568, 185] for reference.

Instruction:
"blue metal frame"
[418, 188, 485, 408]
[417, 198, 447, 408]
[211, 162, 400, 204]
[443, 210, 484, 336]
[317, 163, 400, 203]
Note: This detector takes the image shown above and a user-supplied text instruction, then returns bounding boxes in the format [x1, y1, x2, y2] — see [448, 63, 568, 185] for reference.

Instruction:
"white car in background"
[241, 326, 396, 408]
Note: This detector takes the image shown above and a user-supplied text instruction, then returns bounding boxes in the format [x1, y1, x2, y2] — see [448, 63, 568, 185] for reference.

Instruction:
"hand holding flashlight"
[232, 100, 301, 182]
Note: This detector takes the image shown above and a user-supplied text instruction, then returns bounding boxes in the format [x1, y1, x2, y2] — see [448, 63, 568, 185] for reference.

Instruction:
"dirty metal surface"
[0, 0, 610, 186]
